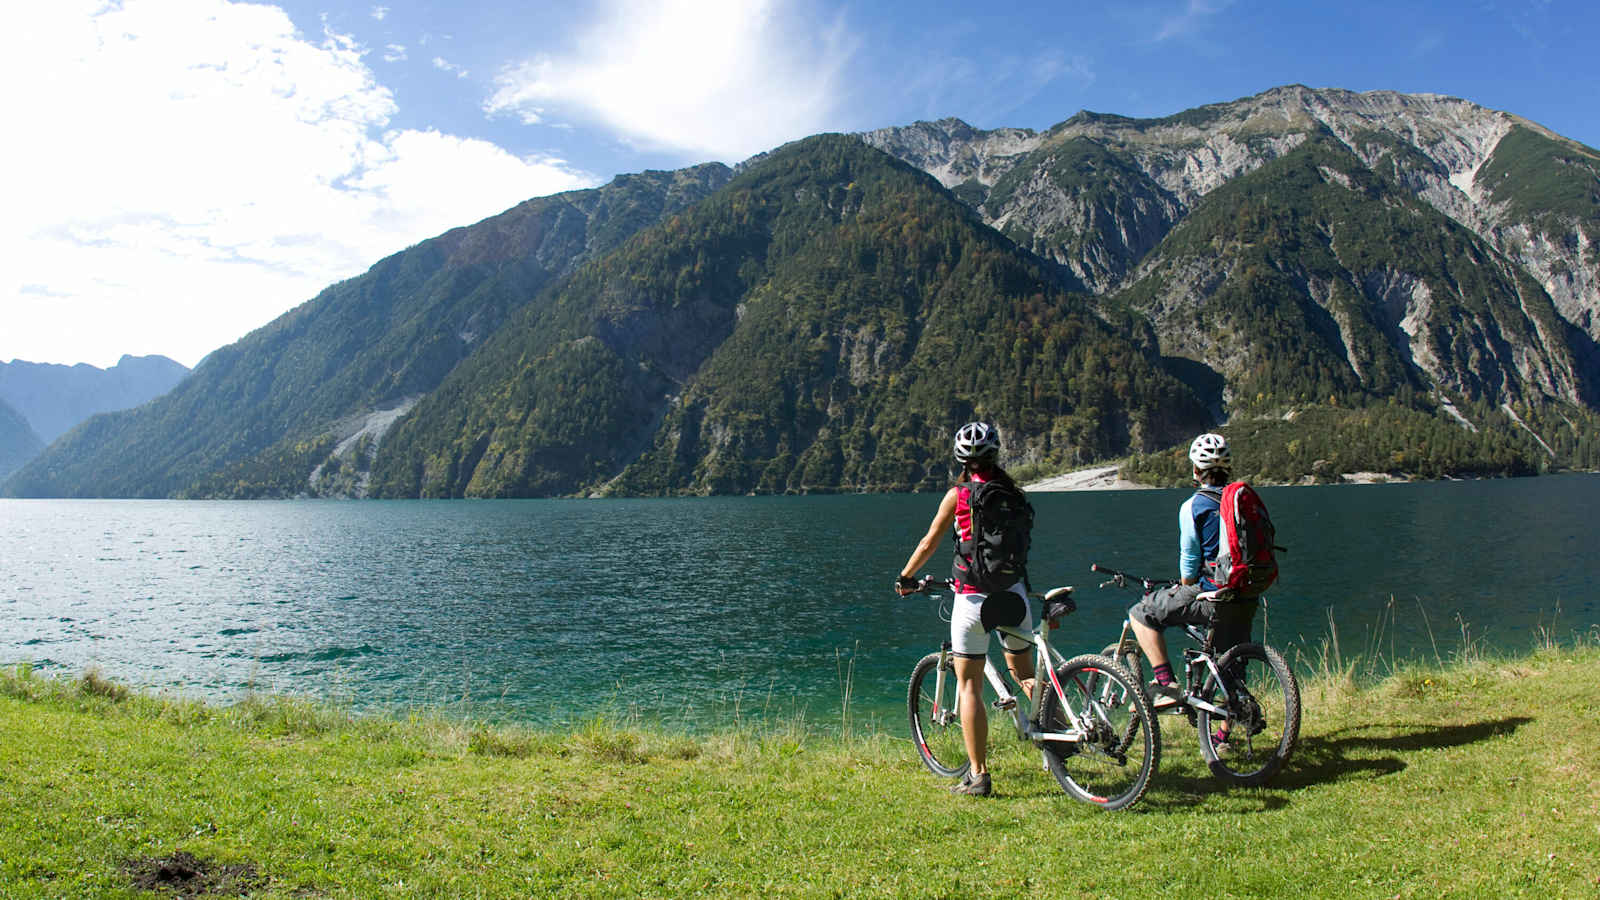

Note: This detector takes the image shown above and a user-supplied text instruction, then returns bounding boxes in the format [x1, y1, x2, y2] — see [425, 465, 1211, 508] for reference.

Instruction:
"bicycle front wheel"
[1197, 642, 1301, 786]
[1037, 654, 1159, 810]
[1100, 641, 1149, 691]
[907, 652, 970, 779]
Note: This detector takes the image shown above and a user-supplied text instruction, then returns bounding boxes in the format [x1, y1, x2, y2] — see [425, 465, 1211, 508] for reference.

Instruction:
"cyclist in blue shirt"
[1126, 433, 1259, 712]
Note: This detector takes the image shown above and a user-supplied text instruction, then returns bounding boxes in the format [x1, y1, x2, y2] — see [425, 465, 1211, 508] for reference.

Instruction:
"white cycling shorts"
[950, 585, 1033, 658]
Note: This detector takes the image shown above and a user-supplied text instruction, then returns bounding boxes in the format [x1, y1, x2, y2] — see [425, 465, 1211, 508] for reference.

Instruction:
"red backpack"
[1209, 482, 1280, 598]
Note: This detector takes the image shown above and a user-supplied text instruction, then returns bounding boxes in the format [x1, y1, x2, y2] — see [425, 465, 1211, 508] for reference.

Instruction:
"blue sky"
[5, 0, 1597, 369]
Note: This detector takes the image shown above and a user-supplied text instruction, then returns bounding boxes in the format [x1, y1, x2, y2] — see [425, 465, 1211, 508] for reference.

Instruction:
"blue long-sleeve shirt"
[1178, 489, 1222, 589]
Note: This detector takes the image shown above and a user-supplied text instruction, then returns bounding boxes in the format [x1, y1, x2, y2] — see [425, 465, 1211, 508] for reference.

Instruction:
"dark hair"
[957, 458, 1018, 492]
[1195, 466, 1231, 487]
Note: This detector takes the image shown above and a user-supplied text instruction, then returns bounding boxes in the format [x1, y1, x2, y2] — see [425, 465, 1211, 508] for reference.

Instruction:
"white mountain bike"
[904, 577, 1159, 811]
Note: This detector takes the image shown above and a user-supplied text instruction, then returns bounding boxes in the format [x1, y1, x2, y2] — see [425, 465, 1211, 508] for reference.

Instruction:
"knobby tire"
[907, 652, 970, 779]
[1196, 642, 1300, 786]
[1036, 654, 1159, 811]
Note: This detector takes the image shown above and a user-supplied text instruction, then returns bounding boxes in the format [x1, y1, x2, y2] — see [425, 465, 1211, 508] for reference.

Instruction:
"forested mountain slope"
[0, 399, 43, 482]
[1113, 132, 1591, 409]
[863, 85, 1600, 480]
[368, 136, 1206, 497]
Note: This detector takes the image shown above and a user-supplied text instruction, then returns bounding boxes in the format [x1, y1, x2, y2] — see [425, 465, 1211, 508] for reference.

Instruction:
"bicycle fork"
[929, 642, 961, 728]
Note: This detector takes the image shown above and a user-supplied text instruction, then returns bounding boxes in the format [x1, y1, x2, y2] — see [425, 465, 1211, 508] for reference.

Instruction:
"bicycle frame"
[927, 595, 1105, 745]
[1109, 619, 1231, 719]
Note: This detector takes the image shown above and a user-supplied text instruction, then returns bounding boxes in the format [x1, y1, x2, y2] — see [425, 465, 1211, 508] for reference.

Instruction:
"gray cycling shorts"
[1129, 583, 1256, 651]
[951, 585, 1033, 658]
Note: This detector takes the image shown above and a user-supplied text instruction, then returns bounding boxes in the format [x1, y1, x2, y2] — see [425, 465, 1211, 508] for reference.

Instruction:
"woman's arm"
[896, 487, 960, 592]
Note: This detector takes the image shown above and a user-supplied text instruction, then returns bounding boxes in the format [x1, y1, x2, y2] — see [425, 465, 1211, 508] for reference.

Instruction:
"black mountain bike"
[1092, 564, 1300, 787]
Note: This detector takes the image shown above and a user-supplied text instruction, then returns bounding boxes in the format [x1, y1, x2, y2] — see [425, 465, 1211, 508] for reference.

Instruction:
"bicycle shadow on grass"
[1269, 715, 1533, 792]
[1135, 770, 1294, 813]
[1122, 715, 1534, 813]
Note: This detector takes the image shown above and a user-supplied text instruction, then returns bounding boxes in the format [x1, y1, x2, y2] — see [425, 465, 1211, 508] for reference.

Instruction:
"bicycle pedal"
[993, 697, 1017, 711]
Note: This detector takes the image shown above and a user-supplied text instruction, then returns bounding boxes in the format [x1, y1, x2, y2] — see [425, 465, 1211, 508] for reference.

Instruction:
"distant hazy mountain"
[0, 397, 43, 482]
[8, 86, 1598, 498]
[0, 354, 190, 445]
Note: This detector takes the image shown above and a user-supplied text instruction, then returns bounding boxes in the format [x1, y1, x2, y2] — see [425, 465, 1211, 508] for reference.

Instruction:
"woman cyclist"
[894, 422, 1033, 797]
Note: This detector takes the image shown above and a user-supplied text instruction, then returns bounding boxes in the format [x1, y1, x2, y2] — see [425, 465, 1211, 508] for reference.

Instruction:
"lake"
[3, 475, 1596, 730]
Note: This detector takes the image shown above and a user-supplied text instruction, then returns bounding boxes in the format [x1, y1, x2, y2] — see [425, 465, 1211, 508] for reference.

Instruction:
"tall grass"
[1277, 595, 1596, 710]
[836, 640, 861, 740]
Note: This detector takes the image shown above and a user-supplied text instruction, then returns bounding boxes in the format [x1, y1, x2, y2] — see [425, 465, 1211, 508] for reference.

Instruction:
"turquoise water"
[3, 475, 1596, 728]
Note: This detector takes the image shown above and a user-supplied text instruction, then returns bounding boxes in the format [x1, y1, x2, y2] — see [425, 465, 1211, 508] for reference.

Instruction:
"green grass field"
[3, 643, 1598, 898]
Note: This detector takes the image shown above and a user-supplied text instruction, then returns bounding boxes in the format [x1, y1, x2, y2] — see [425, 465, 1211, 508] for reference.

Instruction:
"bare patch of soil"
[125, 851, 262, 897]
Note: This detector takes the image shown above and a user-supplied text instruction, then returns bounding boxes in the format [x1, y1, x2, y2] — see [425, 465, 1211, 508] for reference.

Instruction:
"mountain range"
[6, 85, 1598, 498]
[0, 355, 189, 482]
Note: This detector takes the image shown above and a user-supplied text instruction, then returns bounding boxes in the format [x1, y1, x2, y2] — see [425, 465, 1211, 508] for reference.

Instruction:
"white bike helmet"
[953, 422, 1001, 462]
[1188, 432, 1231, 471]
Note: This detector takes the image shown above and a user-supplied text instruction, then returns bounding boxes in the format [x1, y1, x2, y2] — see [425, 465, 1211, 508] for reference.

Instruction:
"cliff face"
[862, 85, 1600, 360]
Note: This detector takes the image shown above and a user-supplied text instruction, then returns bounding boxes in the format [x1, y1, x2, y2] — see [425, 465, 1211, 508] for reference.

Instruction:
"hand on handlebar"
[895, 574, 952, 596]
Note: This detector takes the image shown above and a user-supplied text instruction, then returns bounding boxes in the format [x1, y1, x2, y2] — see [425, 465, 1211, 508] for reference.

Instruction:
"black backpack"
[953, 479, 1034, 593]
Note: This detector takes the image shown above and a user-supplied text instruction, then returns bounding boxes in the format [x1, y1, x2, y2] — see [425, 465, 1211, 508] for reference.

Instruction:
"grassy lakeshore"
[4, 647, 1599, 898]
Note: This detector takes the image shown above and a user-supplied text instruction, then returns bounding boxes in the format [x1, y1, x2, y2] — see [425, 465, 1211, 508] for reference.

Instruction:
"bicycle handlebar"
[898, 575, 1076, 621]
[1089, 563, 1174, 593]
[901, 576, 955, 595]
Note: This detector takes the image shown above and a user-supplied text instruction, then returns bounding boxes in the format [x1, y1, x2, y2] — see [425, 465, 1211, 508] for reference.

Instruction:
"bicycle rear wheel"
[907, 652, 970, 779]
[1196, 642, 1300, 786]
[1037, 654, 1158, 810]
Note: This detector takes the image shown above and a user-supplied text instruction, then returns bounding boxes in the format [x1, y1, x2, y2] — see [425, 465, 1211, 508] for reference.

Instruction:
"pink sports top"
[950, 472, 987, 593]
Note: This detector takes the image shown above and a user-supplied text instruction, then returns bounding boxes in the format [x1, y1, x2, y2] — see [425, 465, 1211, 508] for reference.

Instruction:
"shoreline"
[1023, 464, 1155, 492]
[1023, 466, 1502, 492]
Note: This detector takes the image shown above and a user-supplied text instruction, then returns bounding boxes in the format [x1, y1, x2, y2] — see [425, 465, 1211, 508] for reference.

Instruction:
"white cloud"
[484, 0, 860, 162]
[0, 0, 598, 368]
[433, 56, 468, 78]
[371, 5, 389, 21]
[383, 43, 407, 62]
[1155, 0, 1234, 42]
